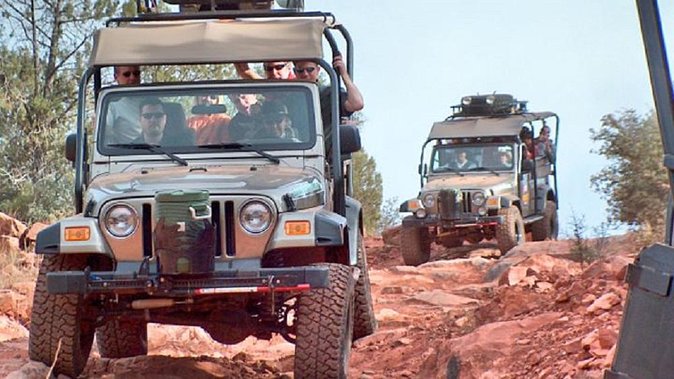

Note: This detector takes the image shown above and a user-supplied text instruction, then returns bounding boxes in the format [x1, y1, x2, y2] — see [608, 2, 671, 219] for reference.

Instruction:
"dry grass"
[0, 240, 39, 289]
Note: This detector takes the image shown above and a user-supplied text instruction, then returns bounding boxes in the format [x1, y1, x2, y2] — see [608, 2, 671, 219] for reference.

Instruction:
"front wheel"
[294, 264, 355, 379]
[353, 232, 377, 341]
[29, 255, 96, 378]
[400, 225, 431, 266]
[96, 317, 148, 358]
[496, 206, 525, 254]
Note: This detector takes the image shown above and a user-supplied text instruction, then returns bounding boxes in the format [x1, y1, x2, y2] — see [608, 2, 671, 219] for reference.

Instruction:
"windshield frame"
[96, 81, 318, 158]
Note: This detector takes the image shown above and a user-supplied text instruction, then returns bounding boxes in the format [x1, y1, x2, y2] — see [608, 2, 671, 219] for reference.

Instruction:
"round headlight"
[415, 208, 427, 219]
[422, 193, 435, 208]
[486, 95, 496, 105]
[461, 96, 472, 106]
[240, 201, 272, 234]
[472, 192, 486, 206]
[105, 205, 138, 237]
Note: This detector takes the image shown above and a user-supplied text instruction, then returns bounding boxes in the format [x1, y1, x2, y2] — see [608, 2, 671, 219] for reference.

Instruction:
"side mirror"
[423, 163, 428, 176]
[65, 133, 77, 162]
[339, 124, 361, 155]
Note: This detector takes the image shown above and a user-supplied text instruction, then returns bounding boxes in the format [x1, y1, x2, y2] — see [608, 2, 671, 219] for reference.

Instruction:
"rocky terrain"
[0, 213, 637, 378]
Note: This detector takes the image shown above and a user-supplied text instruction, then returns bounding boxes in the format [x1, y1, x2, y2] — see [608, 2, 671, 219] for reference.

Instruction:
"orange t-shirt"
[188, 114, 232, 145]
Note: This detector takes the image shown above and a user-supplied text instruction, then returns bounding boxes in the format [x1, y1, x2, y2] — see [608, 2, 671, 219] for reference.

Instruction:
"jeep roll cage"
[73, 8, 354, 217]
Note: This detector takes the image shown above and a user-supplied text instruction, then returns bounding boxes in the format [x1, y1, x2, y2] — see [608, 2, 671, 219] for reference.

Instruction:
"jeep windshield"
[98, 84, 316, 156]
[430, 143, 515, 173]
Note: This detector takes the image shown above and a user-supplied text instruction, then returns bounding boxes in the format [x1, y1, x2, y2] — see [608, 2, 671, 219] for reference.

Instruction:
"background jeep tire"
[496, 206, 525, 254]
[353, 232, 376, 341]
[531, 200, 559, 241]
[29, 255, 96, 378]
[294, 264, 355, 379]
[400, 225, 431, 266]
[96, 318, 148, 358]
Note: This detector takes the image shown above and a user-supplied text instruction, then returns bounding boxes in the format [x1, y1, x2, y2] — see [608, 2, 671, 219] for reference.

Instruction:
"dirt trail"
[0, 235, 636, 378]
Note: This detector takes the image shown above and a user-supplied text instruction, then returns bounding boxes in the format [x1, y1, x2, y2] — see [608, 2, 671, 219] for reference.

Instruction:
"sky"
[305, 0, 674, 237]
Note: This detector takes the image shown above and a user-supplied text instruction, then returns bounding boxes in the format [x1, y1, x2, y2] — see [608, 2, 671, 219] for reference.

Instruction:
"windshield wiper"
[108, 143, 189, 166]
[471, 166, 500, 176]
[198, 143, 280, 164]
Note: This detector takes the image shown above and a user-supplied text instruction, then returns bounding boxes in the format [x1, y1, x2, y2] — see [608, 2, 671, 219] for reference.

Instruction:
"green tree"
[590, 109, 668, 237]
[0, 0, 118, 222]
[352, 149, 383, 236]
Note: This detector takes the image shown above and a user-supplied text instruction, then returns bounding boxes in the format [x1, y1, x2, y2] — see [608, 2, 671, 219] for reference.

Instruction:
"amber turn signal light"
[64, 227, 90, 241]
[284, 221, 311, 236]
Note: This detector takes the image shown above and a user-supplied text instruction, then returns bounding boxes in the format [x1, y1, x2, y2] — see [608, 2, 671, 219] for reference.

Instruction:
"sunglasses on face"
[264, 63, 288, 72]
[294, 67, 317, 74]
[121, 70, 141, 78]
[141, 112, 165, 120]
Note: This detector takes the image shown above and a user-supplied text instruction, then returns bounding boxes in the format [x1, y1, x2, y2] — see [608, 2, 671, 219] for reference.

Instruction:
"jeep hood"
[85, 165, 323, 212]
[423, 175, 514, 193]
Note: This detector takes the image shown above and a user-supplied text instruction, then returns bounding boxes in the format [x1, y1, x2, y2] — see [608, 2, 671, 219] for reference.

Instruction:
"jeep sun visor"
[89, 19, 325, 67]
[428, 112, 557, 140]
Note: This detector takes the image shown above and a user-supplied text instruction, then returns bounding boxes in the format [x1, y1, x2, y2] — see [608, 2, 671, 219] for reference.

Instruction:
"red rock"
[587, 293, 621, 314]
[597, 328, 618, 349]
[0, 213, 26, 238]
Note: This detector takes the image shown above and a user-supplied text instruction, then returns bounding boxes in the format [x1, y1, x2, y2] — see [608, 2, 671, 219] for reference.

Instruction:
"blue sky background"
[306, 0, 674, 236]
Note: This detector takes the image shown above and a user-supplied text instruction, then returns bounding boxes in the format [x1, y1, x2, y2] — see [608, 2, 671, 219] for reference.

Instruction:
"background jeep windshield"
[99, 86, 315, 154]
[430, 143, 514, 172]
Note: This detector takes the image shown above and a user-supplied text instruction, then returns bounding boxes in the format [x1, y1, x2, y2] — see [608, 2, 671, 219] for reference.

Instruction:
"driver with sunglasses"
[104, 65, 143, 144]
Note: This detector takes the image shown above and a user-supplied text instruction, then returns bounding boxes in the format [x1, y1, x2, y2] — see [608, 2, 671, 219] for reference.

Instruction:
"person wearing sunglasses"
[234, 61, 296, 80]
[114, 65, 142, 86]
[293, 55, 364, 154]
[104, 65, 144, 144]
[252, 100, 297, 139]
[132, 98, 168, 145]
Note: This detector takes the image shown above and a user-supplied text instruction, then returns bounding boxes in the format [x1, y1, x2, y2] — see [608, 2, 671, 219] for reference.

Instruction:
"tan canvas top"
[428, 112, 557, 140]
[89, 18, 326, 67]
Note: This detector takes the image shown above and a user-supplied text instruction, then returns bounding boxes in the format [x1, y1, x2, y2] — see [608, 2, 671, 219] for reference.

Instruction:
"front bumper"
[402, 214, 504, 228]
[46, 266, 329, 296]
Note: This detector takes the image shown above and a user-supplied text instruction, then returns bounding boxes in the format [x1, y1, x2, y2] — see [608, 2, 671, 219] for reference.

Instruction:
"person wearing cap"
[253, 100, 297, 139]
[105, 65, 143, 144]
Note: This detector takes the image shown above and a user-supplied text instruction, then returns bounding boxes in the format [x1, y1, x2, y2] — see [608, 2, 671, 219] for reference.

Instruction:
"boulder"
[0, 213, 26, 239]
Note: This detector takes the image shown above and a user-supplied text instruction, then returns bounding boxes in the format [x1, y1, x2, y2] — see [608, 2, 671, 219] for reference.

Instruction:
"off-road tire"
[400, 225, 431, 266]
[496, 206, 525, 254]
[96, 318, 148, 358]
[440, 236, 463, 248]
[29, 255, 96, 378]
[353, 232, 376, 341]
[294, 264, 355, 379]
[531, 200, 559, 241]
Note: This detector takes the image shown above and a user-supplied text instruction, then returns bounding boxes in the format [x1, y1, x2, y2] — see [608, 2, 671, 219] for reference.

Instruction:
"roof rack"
[448, 94, 528, 119]
[134, 0, 303, 15]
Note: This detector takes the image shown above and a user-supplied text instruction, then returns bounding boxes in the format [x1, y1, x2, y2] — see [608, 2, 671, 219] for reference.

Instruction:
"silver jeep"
[29, 4, 375, 378]
[400, 94, 559, 265]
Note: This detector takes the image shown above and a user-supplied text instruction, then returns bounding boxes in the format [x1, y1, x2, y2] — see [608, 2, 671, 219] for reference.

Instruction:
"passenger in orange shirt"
[188, 95, 231, 145]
